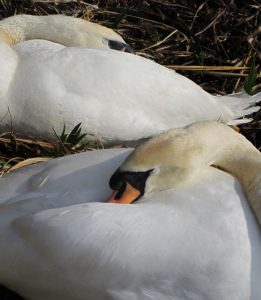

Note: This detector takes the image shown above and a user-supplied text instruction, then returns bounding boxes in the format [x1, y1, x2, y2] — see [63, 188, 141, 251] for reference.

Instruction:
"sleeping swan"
[0, 122, 260, 300]
[0, 14, 133, 51]
[109, 121, 261, 226]
[0, 41, 260, 144]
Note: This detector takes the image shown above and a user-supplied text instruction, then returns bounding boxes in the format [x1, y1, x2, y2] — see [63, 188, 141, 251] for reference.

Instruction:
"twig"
[195, 9, 226, 36]
[140, 30, 178, 51]
[202, 71, 260, 78]
[165, 65, 250, 71]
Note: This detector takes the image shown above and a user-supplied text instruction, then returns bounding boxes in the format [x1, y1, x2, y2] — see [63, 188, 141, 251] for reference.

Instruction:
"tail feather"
[217, 91, 260, 125]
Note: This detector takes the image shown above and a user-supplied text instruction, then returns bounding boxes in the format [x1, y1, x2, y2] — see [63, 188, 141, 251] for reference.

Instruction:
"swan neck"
[0, 31, 16, 45]
[165, 123, 261, 226]
[0, 15, 64, 45]
[0, 15, 33, 44]
[215, 142, 261, 225]
[0, 15, 113, 47]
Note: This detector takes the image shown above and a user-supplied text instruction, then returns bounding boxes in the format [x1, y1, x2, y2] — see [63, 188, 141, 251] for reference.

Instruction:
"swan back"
[2, 46, 232, 141]
[12, 39, 65, 59]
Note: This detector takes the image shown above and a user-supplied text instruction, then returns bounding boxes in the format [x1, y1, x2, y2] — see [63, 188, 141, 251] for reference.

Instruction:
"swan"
[0, 14, 133, 52]
[0, 121, 260, 300]
[0, 40, 260, 144]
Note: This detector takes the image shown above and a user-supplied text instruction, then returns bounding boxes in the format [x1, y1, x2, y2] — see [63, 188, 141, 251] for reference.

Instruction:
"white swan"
[0, 40, 260, 144]
[0, 122, 260, 300]
[0, 14, 133, 51]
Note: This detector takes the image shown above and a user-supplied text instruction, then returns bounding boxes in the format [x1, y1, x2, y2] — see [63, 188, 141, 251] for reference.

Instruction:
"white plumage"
[0, 122, 260, 300]
[0, 41, 259, 144]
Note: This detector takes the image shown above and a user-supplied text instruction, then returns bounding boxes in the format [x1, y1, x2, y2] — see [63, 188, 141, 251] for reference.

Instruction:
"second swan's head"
[108, 121, 261, 205]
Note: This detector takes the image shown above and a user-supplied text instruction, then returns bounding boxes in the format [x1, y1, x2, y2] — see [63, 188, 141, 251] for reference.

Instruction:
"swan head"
[86, 22, 134, 52]
[0, 14, 134, 52]
[108, 121, 261, 211]
[108, 125, 203, 204]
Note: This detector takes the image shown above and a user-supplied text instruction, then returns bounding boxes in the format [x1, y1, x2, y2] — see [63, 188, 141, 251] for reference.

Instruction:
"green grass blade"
[244, 56, 257, 95]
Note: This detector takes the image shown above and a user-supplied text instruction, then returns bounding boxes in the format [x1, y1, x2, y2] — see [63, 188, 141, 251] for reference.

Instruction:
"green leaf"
[59, 122, 88, 147]
[60, 124, 68, 143]
[244, 56, 257, 95]
[66, 122, 82, 144]
[74, 133, 87, 145]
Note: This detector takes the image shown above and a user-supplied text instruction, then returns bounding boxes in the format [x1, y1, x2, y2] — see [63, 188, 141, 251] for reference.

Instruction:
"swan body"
[0, 14, 131, 51]
[0, 41, 260, 144]
[0, 122, 261, 300]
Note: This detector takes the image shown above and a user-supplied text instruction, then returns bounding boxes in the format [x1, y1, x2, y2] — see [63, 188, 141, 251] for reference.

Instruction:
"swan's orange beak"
[108, 182, 141, 204]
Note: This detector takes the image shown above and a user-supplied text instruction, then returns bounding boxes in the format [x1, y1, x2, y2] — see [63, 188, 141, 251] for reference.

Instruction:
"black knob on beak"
[108, 40, 135, 53]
